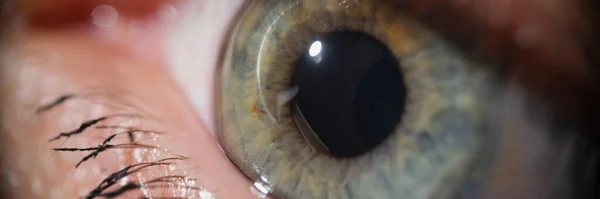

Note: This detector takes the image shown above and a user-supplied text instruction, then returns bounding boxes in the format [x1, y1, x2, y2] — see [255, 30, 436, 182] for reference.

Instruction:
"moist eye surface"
[218, 0, 498, 198]
[291, 31, 406, 157]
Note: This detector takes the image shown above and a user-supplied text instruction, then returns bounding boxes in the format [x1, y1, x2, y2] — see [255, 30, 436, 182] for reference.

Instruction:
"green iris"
[217, 0, 497, 198]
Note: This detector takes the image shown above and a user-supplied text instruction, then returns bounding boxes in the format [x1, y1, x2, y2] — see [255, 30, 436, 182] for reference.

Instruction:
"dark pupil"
[291, 31, 406, 157]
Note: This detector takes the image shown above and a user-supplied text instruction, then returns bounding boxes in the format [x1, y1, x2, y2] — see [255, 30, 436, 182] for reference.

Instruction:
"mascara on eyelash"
[42, 95, 144, 143]
[40, 94, 200, 199]
[83, 157, 190, 199]
[47, 114, 144, 142]
[51, 126, 165, 168]
[54, 143, 158, 168]
[88, 176, 200, 199]
[94, 125, 165, 142]
[36, 94, 76, 114]
[36, 93, 158, 121]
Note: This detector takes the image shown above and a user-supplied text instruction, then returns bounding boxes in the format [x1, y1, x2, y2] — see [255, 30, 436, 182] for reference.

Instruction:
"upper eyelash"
[38, 94, 199, 199]
[85, 156, 190, 199]
[47, 114, 142, 142]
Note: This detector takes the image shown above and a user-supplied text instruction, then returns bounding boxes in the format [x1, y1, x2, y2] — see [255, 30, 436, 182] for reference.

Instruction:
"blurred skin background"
[0, 0, 598, 198]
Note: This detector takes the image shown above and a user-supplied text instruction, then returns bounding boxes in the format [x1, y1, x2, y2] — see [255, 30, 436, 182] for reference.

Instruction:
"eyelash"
[38, 94, 198, 199]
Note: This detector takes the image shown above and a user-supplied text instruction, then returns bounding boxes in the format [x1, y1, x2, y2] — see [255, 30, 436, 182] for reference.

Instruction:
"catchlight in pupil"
[291, 31, 406, 158]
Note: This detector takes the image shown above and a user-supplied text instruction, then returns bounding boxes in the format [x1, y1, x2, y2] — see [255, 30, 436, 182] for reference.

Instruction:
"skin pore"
[0, 0, 597, 198]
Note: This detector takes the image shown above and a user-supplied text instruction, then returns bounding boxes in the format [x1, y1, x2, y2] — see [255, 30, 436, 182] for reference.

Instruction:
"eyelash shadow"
[38, 94, 198, 199]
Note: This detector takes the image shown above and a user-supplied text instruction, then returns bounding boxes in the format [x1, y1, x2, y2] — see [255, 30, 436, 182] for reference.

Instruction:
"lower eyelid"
[0, 29, 260, 198]
[0, 37, 168, 198]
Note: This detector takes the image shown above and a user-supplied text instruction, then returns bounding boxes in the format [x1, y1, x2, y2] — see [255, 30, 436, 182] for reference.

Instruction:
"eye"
[217, 0, 497, 198]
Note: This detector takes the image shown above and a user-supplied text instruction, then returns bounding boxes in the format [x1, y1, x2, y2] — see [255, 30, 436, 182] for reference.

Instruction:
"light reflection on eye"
[217, 0, 498, 198]
[308, 41, 322, 57]
[307, 40, 323, 63]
